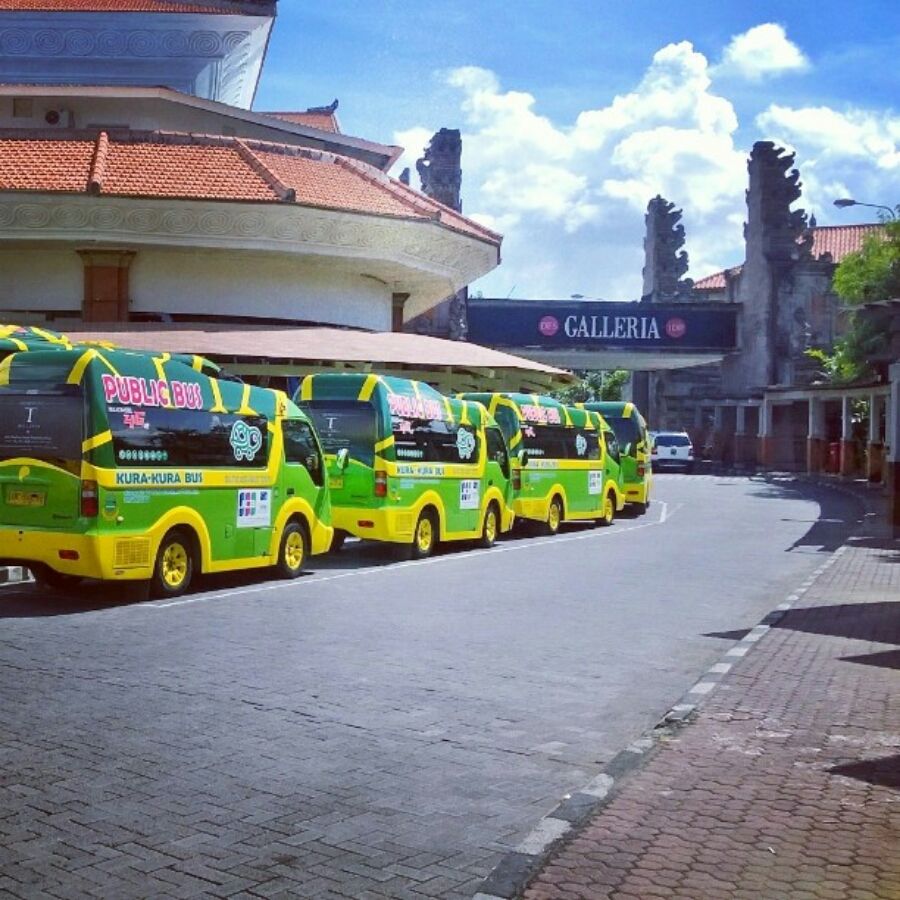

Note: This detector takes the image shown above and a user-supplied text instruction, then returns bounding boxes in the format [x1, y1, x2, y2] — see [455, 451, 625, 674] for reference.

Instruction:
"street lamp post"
[833, 198, 897, 220]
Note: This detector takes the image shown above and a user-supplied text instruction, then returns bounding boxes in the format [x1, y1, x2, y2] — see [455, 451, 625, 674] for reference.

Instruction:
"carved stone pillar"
[77, 249, 136, 323]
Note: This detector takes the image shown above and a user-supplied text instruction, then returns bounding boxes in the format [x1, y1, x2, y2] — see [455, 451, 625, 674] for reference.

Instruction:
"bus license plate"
[7, 489, 46, 507]
[329, 477, 344, 489]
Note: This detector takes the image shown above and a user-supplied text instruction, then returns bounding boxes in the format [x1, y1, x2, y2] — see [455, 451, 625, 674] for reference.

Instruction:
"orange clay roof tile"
[693, 225, 885, 291]
[0, 130, 502, 246]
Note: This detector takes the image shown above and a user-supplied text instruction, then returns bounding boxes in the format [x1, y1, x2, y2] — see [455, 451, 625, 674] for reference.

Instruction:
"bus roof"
[578, 401, 640, 418]
[299, 372, 492, 428]
[460, 391, 597, 429]
[1, 346, 292, 421]
[0, 323, 221, 376]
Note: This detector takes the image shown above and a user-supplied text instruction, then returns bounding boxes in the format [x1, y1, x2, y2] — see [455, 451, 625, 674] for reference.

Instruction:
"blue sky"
[257, 2, 900, 300]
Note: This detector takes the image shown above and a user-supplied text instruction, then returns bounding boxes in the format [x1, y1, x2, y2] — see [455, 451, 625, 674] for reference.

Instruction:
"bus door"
[281, 416, 327, 546]
[485, 425, 513, 514]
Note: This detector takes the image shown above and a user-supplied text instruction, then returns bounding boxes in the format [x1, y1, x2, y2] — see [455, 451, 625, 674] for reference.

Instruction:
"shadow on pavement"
[737, 475, 865, 552]
[772, 602, 900, 646]
[703, 628, 753, 642]
[840, 649, 900, 671]
[830, 754, 900, 790]
[0, 580, 148, 618]
[845, 536, 900, 564]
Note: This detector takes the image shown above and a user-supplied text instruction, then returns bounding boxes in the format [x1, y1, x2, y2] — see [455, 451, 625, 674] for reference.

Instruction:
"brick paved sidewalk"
[522, 535, 900, 900]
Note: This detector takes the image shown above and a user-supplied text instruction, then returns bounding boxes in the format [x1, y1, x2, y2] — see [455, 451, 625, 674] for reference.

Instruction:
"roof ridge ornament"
[87, 131, 108, 195]
[234, 138, 296, 203]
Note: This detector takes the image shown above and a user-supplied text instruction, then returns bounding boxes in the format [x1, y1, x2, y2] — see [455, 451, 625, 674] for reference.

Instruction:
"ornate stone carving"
[414, 128, 468, 339]
[749, 141, 811, 266]
[641, 195, 693, 303]
[416, 128, 462, 213]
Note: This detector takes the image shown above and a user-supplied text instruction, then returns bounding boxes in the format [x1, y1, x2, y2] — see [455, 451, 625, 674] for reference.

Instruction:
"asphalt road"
[0, 474, 862, 899]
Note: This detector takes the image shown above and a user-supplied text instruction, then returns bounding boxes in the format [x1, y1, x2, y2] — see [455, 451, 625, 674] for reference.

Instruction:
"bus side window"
[283, 419, 324, 487]
[486, 427, 510, 478]
[605, 433, 621, 463]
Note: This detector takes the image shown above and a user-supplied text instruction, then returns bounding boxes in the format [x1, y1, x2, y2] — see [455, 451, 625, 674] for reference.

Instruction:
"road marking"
[147, 503, 674, 610]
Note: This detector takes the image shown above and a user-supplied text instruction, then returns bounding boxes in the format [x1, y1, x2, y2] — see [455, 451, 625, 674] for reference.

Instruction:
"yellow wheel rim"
[162, 542, 188, 588]
[485, 510, 497, 543]
[285, 531, 304, 570]
[548, 502, 561, 531]
[605, 497, 614, 522]
[416, 518, 434, 554]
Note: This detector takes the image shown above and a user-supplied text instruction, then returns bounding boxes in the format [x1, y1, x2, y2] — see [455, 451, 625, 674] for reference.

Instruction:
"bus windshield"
[0, 387, 83, 471]
[301, 401, 377, 467]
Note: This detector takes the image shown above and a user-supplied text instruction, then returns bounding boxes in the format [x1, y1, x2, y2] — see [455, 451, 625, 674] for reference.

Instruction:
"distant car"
[651, 431, 694, 472]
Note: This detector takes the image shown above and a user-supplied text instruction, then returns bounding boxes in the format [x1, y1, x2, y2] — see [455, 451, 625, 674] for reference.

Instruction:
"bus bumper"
[331, 505, 414, 544]
[0, 527, 152, 581]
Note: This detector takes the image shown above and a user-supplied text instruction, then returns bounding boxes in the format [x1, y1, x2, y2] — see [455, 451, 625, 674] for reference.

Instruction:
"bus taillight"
[374, 470, 388, 498]
[81, 480, 99, 518]
[512, 468, 522, 491]
[637, 464, 646, 478]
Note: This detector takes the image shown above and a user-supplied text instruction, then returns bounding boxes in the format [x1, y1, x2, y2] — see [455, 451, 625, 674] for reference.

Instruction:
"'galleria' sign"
[468, 299, 737, 352]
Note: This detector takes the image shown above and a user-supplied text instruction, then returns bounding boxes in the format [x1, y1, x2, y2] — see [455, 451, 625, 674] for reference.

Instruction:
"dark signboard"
[468, 299, 738, 352]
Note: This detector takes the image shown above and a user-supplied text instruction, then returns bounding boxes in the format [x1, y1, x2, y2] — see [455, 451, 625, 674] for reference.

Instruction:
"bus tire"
[544, 496, 563, 535]
[411, 509, 438, 560]
[479, 502, 500, 549]
[32, 565, 82, 592]
[151, 528, 195, 598]
[276, 520, 308, 579]
[330, 529, 348, 553]
[600, 492, 616, 526]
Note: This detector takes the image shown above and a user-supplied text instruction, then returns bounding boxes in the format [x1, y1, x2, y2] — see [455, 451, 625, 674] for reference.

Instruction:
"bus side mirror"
[518, 449, 529, 467]
[623, 442, 633, 457]
[335, 447, 350, 471]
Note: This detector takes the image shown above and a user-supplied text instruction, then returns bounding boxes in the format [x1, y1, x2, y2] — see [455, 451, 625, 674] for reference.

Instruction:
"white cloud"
[716, 23, 810, 81]
[756, 104, 900, 169]
[392, 35, 895, 300]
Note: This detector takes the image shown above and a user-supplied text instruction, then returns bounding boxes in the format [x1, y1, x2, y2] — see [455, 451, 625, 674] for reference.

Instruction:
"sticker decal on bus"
[460, 479, 480, 510]
[237, 489, 271, 528]
[230, 420, 264, 462]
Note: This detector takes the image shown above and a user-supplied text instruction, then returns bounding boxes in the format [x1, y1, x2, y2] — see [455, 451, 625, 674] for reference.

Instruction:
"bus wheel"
[545, 497, 563, 535]
[151, 529, 194, 598]
[330, 529, 348, 553]
[479, 503, 500, 549]
[277, 521, 308, 578]
[600, 492, 616, 526]
[32, 565, 82, 592]
[411, 510, 437, 559]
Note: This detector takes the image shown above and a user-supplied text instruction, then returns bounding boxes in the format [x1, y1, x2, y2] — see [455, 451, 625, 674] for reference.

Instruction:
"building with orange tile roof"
[0, 2, 554, 388]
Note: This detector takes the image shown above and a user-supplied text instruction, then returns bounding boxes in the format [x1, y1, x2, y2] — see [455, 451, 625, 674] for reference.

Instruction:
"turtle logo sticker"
[456, 427, 476, 461]
[575, 433, 587, 457]
[230, 420, 263, 462]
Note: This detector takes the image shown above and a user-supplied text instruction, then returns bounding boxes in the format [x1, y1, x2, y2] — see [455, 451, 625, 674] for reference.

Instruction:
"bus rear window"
[522, 425, 599, 460]
[0, 388, 83, 467]
[109, 407, 269, 468]
[606, 415, 642, 447]
[300, 401, 377, 468]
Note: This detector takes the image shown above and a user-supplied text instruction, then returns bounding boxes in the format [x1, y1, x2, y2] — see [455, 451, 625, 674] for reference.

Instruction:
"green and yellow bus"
[460, 393, 624, 532]
[296, 373, 515, 558]
[578, 401, 652, 512]
[0, 345, 333, 596]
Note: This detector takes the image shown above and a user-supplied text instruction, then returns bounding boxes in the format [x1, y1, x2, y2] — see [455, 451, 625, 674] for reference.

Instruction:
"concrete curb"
[473, 478, 862, 900]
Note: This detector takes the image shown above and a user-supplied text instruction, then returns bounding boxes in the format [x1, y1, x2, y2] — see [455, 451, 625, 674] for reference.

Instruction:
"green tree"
[553, 369, 630, 404]
[806, 213, 898, 384]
